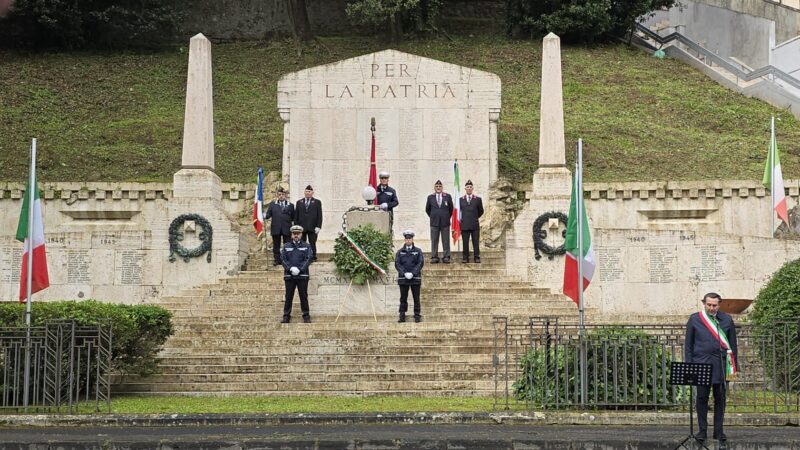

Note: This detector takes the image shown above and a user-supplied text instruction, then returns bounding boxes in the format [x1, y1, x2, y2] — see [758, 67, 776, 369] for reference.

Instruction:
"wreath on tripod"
[532, 211, 568, 260]
[168, 214, 213, 263]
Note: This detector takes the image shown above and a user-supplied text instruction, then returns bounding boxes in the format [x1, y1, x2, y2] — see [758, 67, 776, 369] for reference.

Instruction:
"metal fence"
[493, 317, 800, 412]
[1, 320, 112, 413]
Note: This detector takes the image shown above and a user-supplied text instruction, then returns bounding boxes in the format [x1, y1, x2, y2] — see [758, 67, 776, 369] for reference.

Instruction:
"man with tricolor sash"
[684, 292, 739, 443]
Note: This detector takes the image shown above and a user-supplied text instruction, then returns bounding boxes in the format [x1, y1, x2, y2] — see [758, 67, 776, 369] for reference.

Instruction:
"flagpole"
[770, 116, 775, 236]
[577, 138, 587, 406]
[23, 138, 37, 411]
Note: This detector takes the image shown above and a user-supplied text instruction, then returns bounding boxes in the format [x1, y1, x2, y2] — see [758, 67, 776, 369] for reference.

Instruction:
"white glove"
[290, 267, 300, 276]
[404, 272, 413, 280]
[380, 203, 388, 210]
[314, 227, 320, 234]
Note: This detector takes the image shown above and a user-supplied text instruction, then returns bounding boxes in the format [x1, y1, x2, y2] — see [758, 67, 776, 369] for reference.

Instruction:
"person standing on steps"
[294, 185, 322, 261]
[684, 292, 738, 444]
[280, 225, 313, 324]
[376, 171, 399, 233]
[263, 186, 294, 266]
[425, 180, 453, 263]
[395, 229, 424, 323]
[459, 179, 484, 264]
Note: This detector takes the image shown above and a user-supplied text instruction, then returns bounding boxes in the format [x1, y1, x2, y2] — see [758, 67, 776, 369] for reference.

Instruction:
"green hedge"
[0, 300, 173, 376]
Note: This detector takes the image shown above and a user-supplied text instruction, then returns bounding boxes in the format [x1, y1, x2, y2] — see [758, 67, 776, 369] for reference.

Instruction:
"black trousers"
[271, 234, 290, 263]
[696, 383, 726, 437]
[462, 229, 480, 259]
[302, 231, 318, 259]
[283, 278, 310, 319]
[399, 284, 421, 318]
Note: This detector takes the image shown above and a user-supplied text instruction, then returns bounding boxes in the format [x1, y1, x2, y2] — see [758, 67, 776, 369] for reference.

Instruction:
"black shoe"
[303, 317, 311, 323]
[431, 257, 440, 264]
[442, 257, 450, 264]
[694, 432, 707, 442]
[398, 315, 406, 323]
[462, 258, 469, 263]
[713, 433, 726, 442]
[281, 317, 290, 324]
[273, 261, 281, 266]
[474, 256, 481, 263]
[414, 316, 421, 323]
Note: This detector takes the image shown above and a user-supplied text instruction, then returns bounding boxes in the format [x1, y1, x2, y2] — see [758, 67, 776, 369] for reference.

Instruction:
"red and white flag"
[368, 120, 378, 202]
[16, 172, 49, 302]
[253, 167, 264, 237]
[763, 117, 789, 225]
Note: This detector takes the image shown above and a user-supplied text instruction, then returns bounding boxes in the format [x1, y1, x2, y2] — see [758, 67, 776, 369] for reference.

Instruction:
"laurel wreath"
[168, 214, 213, 263]
[533, 211, 568, 260]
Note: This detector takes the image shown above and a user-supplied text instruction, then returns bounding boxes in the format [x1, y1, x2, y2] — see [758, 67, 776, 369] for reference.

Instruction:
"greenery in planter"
[0, 300, 173, 376]
[750, 258, 800, 392]
[513, 327, 683, 407]
[333, 224, 393, 285]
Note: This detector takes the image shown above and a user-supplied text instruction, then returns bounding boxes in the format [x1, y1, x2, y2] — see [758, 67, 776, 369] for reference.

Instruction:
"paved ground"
[2, 424, 800, 449]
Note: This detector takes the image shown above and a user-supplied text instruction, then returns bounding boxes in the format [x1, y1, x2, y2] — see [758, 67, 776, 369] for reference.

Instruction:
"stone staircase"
[114, 250, 592, 396]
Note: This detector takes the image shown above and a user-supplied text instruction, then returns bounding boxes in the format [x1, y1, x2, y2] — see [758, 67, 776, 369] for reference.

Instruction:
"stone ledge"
[0, 411, 796, 427]
[0, 182, 259, 203]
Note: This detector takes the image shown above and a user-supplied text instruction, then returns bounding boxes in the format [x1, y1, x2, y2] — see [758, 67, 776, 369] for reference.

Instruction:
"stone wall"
[0, 182, 252, 303]
[696, 0, 800, 43]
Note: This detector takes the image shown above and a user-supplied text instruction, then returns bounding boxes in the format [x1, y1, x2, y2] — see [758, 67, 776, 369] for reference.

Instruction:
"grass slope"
[1, 36, 798, 183]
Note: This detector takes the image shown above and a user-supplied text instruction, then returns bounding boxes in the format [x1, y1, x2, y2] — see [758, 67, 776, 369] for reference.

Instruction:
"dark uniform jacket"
[425, 192, 453, 227]
[280, 239, 313, 280]
[684, 311, 739, 384]
[395, 245, 424, 286]
[294, 197, 323, 232]
[377, 185, 399, 211]
[458, 195, 484, 231]
[264, 199, 294, 236]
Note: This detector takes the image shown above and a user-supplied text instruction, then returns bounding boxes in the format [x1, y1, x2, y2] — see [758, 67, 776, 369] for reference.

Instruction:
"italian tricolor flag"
[451, 160, 461, 243]
[16, 175, 49, 302]
[563, 174, 595, 306]
[763, 117, 789, 225]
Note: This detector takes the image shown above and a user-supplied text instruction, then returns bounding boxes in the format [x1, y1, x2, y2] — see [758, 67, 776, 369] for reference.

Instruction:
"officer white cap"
[379, 171, 390, 178]
[290, 225, 304, 233]
[402, 229, 415, 238]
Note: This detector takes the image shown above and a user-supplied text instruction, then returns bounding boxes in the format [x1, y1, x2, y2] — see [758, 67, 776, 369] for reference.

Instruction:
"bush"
[346, 0, 443, 41]
[750, 258, 800, 392]
[513, 327, 683, 407]
[0, 0, 187, 49]
[333, 224, 393, 285]
[505, 0, 676, 43]
[0, 300, 173, 376]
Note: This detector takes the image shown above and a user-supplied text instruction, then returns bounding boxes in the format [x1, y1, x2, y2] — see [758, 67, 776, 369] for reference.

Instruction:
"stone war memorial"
[0, 30, 799, 401]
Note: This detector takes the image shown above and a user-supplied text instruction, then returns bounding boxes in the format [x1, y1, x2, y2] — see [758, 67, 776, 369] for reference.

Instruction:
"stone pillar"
[538, 32, 566, 168]
[279, 108, 291, 185]
[489, 108, 500, 181]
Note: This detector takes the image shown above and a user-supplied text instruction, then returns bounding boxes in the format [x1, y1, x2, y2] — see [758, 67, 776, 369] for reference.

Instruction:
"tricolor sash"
[699, 309, 737, 378]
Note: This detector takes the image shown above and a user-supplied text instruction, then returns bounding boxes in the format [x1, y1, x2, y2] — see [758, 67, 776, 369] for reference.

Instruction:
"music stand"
[670, 362, 713, 450]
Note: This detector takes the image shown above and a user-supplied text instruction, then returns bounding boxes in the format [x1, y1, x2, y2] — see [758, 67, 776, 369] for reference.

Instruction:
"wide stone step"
[155, 353, 491, 365]
[112, 388, 494, 397]
[113, 379, 495, 393]
[162, 336, 498, 347]
[119, 370, 493, 384]
[160, 341, 497, 354]
[149, 362, 494, 374]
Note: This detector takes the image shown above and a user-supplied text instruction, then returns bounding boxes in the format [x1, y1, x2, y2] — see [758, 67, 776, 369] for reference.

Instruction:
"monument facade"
[277, 49, 501, 250]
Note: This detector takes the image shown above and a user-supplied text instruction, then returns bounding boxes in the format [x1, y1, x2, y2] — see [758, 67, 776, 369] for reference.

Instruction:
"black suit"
[685, 311, 738, 439]
[294, 197, 323, 259]
[264, 199, 294, 264]
[459, 195, 484, 260]
[425, 192, 453, 259]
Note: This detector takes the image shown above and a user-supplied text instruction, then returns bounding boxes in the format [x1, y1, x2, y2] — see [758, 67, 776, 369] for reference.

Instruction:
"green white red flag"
[562, 173, 595, 306]
[16, 174, 49, 302]
[762, 117, 788, 225]
[451, 160, 461, 243]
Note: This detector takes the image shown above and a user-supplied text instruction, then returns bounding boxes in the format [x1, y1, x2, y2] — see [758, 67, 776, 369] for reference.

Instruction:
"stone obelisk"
[532, 32, 571, 206]
[174, 33, 222, 200]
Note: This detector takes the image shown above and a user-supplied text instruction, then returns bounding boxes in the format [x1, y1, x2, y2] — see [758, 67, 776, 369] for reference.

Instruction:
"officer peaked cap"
[277, 186, 286, 193]
[465, 180, 473, 186]
[305, 185, 313, 191]
[434, 180, 442, 186]
[379, 171, 390, 178]
[290, 225, 304, 233]
[402, 229, 415, 238]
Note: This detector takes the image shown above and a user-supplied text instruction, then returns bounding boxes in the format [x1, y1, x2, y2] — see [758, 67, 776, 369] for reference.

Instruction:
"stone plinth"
[346, 209, 391, 235]
[277, 49, 501, 251]
[310, 263, 398, 316]
[181, 33, 215, 170]
[173, 169, 222, 201]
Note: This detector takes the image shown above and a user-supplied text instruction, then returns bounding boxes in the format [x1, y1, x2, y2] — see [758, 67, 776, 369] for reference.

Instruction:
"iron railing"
[1, 320, 112, 413]
[493, 317, 800, 412]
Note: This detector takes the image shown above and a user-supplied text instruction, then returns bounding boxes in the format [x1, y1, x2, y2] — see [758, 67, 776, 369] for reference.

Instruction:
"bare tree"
[286, 0, 313, 43]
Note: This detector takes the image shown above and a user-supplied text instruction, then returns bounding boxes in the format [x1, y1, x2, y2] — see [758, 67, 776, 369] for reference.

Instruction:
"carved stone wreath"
[169, 214, 213, 263]
[533, 211, 568, 260]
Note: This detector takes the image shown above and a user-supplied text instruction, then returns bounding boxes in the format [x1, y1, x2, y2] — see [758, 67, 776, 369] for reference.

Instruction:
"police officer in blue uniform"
[684, 292, 738, 443]
[395, 229, 424, 323]
[280, 225, 313, 323]
[376, 171, 399, 232]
